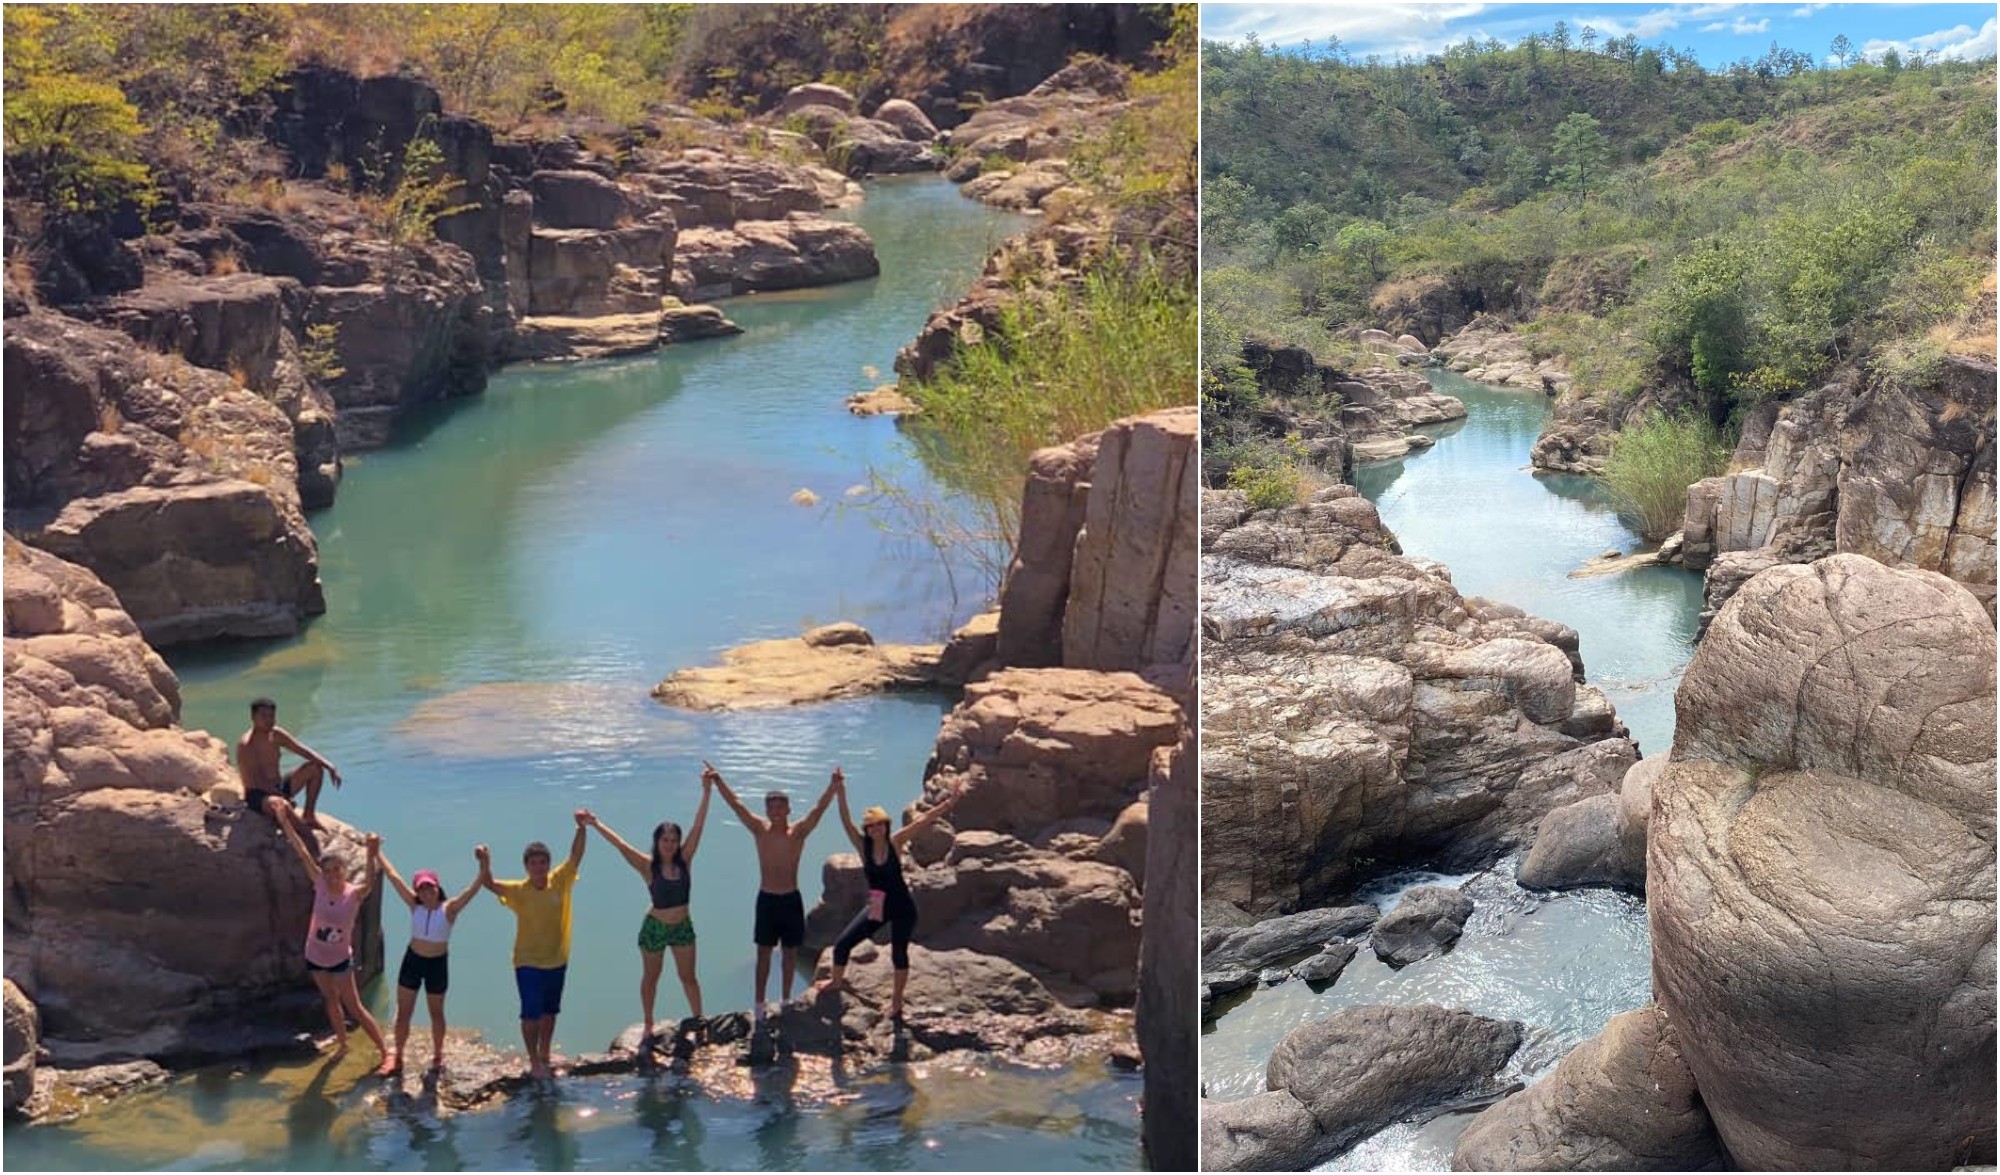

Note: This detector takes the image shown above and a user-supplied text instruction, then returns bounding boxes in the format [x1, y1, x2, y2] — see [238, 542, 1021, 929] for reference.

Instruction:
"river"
[7, 178, 1147, 1170]
[1201, 371, 1705, 1169]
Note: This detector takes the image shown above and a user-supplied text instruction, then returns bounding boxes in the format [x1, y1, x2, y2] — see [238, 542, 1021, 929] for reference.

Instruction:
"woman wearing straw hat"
[379, 851, 483, 1074]
[818, 767, 967, 1020]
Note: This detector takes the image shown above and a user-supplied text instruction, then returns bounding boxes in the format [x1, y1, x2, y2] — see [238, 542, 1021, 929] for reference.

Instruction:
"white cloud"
[1701, 16, 1770, 34]
[1790, 3, 1831, 17]
[1861, 16, 1999, 61]
[1200, 3, 1746, 57]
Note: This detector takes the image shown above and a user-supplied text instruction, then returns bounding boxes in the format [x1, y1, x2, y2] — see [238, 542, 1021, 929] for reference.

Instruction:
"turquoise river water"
[1202, 372, 1705, 1170]
[6, 178, 1148, 1170]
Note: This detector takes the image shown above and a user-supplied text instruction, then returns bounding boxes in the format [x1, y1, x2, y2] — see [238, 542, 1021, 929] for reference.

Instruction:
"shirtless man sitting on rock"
[237, 697, 342, 833]
[708, 760, 836, 1023]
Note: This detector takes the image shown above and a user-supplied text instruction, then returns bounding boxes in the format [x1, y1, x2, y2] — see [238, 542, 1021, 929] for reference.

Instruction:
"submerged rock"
[1201, 905, 1379, 979]
[1651, 555, 1996, 1169]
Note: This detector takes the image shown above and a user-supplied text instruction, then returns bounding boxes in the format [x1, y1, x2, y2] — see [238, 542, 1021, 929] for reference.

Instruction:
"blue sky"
[1199, 3, 1999, 66]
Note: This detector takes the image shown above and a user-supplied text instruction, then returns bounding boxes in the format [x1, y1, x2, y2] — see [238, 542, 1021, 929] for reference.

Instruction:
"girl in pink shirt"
[281, 818, 390, 1071]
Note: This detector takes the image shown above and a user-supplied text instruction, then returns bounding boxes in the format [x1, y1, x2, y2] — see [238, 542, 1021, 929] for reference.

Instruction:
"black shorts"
[305, 957, 351, 974]
[754, 890, 806, 948]
[398, 947, 450, 995]
[246, 765, 311, 815]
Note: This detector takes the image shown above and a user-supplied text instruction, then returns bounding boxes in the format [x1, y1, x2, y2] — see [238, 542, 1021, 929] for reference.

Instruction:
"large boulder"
[1202, 1004, 1524, 1170]
[871, 98, 939, 142]
[1453, 1004, 1724, 1171]
[1651, 554, 1996, 1168]
[3, 542, 382, 1064]
[1680, 361, 1997, 616]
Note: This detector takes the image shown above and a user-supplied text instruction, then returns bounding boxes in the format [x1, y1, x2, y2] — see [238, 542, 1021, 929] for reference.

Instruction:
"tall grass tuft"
[898, 262, 1197, 557]
[1601, 410, 1733, 540]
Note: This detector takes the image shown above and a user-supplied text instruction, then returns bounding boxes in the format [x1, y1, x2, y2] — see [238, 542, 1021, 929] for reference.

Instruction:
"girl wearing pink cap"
[380, 852, 482, 1074]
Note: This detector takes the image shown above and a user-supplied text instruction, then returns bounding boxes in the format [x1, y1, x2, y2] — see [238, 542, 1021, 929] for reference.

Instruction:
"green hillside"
[1202, 30, 1996, 483]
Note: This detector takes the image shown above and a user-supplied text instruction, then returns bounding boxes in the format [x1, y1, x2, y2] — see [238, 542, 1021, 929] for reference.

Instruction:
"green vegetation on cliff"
[1202, 26, 1996, 488]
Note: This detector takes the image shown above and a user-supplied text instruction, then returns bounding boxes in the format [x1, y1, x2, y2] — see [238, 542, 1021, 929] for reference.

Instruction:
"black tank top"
[861, 839, 911, 902]
[650, 860, 690, 908]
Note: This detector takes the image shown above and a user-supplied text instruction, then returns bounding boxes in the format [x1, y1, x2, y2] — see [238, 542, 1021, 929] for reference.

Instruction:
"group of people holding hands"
[239, 698, 966, 1079]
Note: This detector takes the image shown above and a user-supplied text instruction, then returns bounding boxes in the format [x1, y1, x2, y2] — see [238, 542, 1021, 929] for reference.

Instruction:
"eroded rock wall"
[2, 541, 381, 1065]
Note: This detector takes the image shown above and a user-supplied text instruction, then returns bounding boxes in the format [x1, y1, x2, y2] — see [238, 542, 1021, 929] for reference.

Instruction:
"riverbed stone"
[1202, 905, 1379, 977]
[1370, 887, 1473, 966]
[1292, 941, 1359, 985]
[1236, 1003, 1524, 1168]
[650, 625, 944, 710]
[3, 980, 35, 1114]
[1453, 1004, 1725, 1171]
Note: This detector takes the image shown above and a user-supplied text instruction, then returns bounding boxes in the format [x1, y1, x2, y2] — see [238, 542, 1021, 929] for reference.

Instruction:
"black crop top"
[651, 860, 690, 908]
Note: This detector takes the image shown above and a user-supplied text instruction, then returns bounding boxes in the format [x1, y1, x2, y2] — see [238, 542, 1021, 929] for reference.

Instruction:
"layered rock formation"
[1678, 358, 1997, 621]
[1140, 732, 1197, 1171]
[1201, 485, 1637, 915]
[3, 314, 325, 645]
[1222, 339, 1467, 479]
[1649, 554, 1996, 1168]
[2, 541, 382, 1066]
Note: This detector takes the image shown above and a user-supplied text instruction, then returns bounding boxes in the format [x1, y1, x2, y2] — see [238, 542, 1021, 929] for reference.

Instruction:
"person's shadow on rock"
[285, 1054, 344, 1154]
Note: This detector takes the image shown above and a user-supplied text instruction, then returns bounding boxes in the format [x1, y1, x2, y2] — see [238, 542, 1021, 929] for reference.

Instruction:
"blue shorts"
[515, 965, 567, 1020]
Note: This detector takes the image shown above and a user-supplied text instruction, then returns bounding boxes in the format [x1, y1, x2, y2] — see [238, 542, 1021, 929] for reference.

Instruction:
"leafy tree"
[1829, 34, 1854, 68]
[1548, 111, 1610, 211]
[1269, 201, 1334, 258]
[1333, 220, 1392, 280]
[1, 8, 151, 212]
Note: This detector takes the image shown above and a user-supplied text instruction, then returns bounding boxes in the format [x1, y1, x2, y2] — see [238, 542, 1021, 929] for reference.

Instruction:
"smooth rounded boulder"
[1651, 555, 1996, 1169]
[1453, 1004, 1724, 1171]
[1259, 1003, 1524, 1164]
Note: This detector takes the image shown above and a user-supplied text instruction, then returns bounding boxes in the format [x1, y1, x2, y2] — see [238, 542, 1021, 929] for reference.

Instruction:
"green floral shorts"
[639, 914, 695, 952]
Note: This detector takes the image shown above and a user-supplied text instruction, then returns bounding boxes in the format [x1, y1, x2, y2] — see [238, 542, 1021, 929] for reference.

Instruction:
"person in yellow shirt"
[476, 809, 588, 1080]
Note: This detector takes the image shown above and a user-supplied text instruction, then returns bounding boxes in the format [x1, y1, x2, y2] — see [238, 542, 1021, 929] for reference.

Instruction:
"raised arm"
[586, 813, 651, 878]
[683, 773, 715, 862]
[446, 875, 483, 919]
[893, 780, 969, 848]
[378, 849, 418, 909]
[359, 834, 382, 898]
[564, 810, 589, 873]
[275, 727, 341, 785]
[707, 763, 766, 834]
[832, 767, 863, 851]
[277, 812, 321, 884]
[793, 773, 838, 839]
[474, 844, 502, 895]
